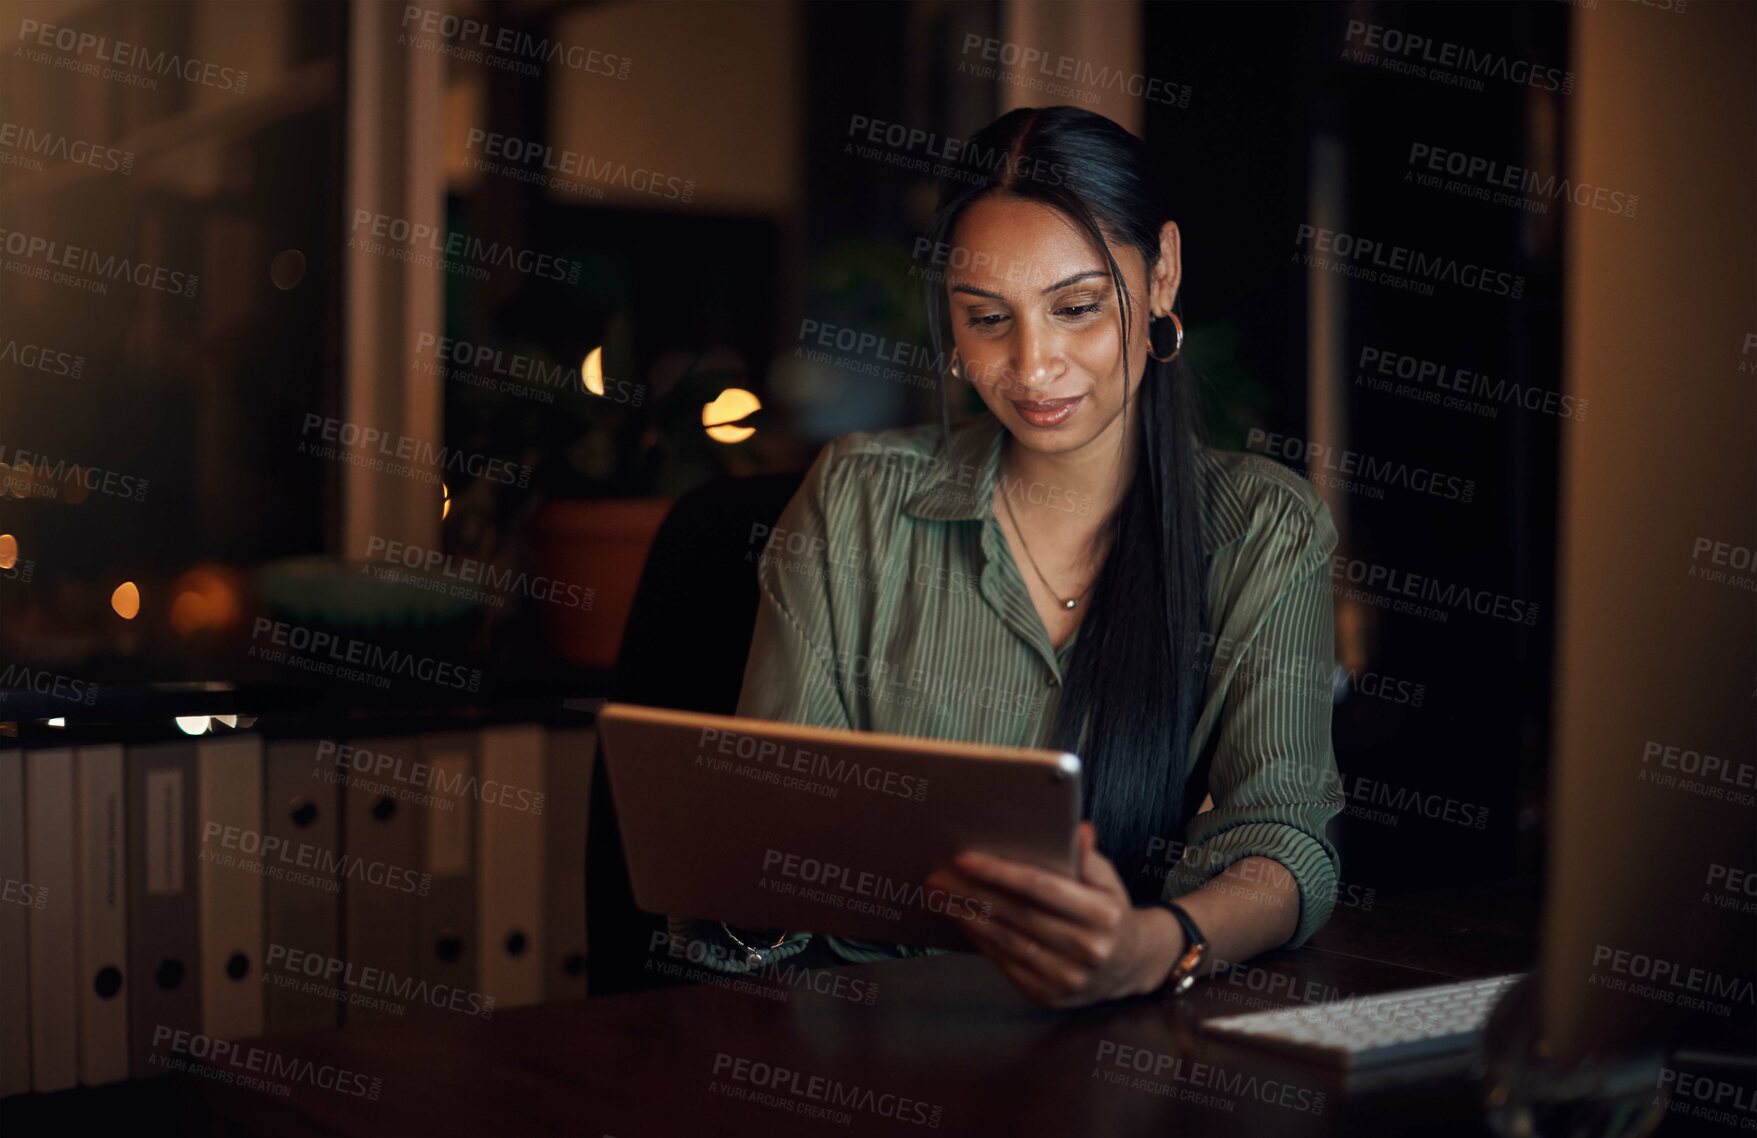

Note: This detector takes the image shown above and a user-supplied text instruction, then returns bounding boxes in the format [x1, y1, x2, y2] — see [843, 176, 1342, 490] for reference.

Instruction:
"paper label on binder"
[145, 770, 184, 895]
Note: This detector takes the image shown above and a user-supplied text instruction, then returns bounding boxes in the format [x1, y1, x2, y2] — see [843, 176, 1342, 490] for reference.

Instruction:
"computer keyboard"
[1199, 973, 1526, 1069]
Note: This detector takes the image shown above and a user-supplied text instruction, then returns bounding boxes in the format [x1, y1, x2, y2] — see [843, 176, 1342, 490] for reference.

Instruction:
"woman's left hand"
[925, 822, 1176, 1008]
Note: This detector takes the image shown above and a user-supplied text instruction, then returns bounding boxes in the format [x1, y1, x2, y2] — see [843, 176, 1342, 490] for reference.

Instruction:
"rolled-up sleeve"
[1165, 484, 1344, 949]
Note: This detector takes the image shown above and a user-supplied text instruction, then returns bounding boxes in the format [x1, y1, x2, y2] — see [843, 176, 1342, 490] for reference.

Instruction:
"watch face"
[1165, 938, 1205, 995]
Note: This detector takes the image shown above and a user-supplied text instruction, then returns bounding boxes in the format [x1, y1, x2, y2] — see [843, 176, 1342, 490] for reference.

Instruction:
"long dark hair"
[921, 105, 1209, 904]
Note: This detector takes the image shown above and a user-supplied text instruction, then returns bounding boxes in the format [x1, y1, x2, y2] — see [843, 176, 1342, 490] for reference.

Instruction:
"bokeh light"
[167, 565, 245, 636]
[580, 346, 605, 396]
[703, 388, 761, 444]
[111, 581, 141, 620]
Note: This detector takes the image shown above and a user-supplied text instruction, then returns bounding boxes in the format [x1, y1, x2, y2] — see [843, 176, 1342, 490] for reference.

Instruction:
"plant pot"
[534, 496, 673, 672]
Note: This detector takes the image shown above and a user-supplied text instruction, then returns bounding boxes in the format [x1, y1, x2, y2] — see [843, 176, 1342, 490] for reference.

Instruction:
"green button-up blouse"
[667, 410, 1343, 972]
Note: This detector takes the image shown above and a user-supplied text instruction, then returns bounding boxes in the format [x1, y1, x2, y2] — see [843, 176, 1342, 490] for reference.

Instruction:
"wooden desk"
[173, 881, 1554, 1136]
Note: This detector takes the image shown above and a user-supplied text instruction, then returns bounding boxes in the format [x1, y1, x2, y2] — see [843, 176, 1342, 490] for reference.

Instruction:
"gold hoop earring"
[949, 348, 963, 380]
[1147, 312, 1183, 363]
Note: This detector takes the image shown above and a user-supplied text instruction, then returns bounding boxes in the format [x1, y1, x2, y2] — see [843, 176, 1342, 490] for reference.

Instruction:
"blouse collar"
[900, 412, 1006, 522]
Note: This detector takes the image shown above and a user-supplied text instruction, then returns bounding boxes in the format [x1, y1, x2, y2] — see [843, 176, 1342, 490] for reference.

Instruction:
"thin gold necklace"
[998, 485, 1092, 611]
[721, 922, 787, 967]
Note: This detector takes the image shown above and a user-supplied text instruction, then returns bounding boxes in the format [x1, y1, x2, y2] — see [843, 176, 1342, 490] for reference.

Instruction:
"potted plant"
[443, 309, 766, 672]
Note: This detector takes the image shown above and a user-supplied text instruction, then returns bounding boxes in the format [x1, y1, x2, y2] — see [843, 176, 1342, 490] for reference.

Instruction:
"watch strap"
[1151, 900, 1208, 995]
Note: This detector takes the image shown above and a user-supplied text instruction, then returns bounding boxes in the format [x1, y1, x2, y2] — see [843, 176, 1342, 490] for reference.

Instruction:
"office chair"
[583, 470, 806, 996]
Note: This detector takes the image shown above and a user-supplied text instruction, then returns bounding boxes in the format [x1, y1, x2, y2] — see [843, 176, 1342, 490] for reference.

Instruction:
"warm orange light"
[170, 591, 209, 635]
[580, 346, 605, 395]
[111, 581, 141, 620]
[442, 481, 451, 520]
[0, 462, 46, 499]
[0, 534, 16, 571]
[703, 388, 761, 444]
[168, 565, 245, 635]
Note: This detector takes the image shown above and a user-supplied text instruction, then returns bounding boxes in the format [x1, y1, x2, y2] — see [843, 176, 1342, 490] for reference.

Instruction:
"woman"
[669, 105, 1342, 1008]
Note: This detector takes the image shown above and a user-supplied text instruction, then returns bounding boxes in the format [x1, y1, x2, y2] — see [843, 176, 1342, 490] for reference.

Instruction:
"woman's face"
[945, 194, 1154, 460]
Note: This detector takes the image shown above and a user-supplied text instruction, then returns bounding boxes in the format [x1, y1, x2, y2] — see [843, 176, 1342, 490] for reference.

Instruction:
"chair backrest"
[584, 470, 805, 996]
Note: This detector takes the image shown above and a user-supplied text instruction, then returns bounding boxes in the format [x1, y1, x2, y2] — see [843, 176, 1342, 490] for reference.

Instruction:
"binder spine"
[478, 724, 545, 1009]
[543, 725, 594, 1001]
[127, 742, 201, 1080]
[26, 748, 78, 1092]
[197, 735, 265, 1044]
[76, 745, 129, 1086]
[0, 750, 32, 1097]
[414, 731, 477, 1001]
[263, 739, 342, 1032]
[339, 736, 419, 1024]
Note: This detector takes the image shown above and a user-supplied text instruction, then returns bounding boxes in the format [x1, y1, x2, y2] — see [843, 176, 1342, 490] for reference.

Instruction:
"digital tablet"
[597, 702, 1084, 948]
